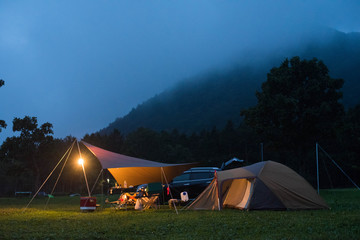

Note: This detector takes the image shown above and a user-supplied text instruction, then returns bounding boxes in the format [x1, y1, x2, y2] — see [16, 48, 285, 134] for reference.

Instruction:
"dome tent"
[187, 161, 328, 210]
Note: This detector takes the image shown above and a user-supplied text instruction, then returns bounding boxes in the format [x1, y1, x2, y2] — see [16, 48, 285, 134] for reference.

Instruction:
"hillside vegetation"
[1, 29, 359, 196]
[101, 29, 360, 135]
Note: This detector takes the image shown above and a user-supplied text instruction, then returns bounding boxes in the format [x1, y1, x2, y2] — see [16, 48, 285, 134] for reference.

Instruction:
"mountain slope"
[100, 29, 360, 135]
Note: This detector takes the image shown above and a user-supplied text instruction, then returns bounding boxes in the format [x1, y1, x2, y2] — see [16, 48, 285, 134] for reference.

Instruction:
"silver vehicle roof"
[184, 167, 221, 173]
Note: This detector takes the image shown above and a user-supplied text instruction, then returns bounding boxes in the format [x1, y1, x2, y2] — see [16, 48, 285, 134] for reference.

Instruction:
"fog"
[0, 0, 359, 141]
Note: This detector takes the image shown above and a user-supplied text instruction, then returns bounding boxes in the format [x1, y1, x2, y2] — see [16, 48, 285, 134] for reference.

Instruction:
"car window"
[172, 173, 190, 182]
[190, 172, 211, 180]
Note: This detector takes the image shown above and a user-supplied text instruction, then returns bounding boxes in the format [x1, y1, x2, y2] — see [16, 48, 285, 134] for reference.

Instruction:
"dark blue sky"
[1, 1, 359, 142]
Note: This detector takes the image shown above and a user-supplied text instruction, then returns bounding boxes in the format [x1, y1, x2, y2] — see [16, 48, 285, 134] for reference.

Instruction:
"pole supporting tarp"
[77, 141, 91, 197]
[23, 140, 76, 212]
[161, 167, 178, 214]
[215, 170, 221, 211]
[45, 141, 75, 209]
[90, 169, 103, 196]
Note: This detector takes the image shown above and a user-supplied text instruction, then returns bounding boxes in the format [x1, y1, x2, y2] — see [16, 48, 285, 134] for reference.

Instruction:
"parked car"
[168, 167, 221, 200]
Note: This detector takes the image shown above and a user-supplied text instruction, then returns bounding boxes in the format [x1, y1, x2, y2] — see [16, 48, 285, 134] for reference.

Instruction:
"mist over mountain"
[100, 28, 360, 136]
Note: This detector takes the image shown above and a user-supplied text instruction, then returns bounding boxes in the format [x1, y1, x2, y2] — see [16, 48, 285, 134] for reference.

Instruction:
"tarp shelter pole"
[77, 141, 91, 197]
[102, 170, 104, 209]
[215, 171, 221, 211]
[261, 143, 264, 162]
[161, 167, 165, 205]
[160, 167, 166, 206]
[316, 142, 320, 194]
[23, 140, 76, 212]
[90, 169, 103, 196]
[161, 167, 178, 214]
[45, 141, 75, 209]
[318, 144, 360, 190]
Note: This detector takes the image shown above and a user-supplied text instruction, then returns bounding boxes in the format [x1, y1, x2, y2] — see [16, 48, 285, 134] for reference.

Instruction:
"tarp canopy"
[187, 161, 328, 210]
[81, 141, 197, 186]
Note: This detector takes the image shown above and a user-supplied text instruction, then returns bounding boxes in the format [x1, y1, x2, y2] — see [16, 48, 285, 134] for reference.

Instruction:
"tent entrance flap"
[222, 178, 254, 209]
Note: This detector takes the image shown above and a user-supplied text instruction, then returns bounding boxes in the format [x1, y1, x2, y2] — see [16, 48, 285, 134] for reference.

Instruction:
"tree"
[0, 79, 6, 132]
[241, 57, 344, 176]
[122, 127, 163, 161]
[1, 116, 54, 190]
[219, 120, 239, 158]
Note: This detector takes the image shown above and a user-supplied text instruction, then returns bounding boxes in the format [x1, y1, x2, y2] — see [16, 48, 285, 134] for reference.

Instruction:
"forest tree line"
[0, 57, 359, 196]
[101, 30, 360, 136]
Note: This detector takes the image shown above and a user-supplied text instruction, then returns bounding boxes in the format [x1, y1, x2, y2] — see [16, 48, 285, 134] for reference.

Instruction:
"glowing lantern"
[78, 158, 84, 165]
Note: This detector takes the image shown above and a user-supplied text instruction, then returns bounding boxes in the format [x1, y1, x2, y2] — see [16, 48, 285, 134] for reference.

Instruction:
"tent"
[82, 141, 197, 187]
[187, 161, 328, 210]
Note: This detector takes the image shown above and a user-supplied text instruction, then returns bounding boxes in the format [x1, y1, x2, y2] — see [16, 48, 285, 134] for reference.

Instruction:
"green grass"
[0, 189, 359, 239]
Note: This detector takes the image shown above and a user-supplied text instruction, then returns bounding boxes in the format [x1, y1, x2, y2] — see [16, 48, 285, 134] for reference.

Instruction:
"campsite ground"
[0, 189, 359, 239]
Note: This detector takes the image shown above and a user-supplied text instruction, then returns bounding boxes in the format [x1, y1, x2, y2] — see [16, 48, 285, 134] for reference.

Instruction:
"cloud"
[0, 0, 359, 141]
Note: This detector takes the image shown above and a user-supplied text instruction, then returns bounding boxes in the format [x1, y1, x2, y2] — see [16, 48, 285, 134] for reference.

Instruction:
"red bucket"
[80, 197, 96, 211]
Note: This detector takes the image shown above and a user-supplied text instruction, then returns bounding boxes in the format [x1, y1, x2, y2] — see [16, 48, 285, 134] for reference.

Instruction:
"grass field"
[0, 189, 359, 239]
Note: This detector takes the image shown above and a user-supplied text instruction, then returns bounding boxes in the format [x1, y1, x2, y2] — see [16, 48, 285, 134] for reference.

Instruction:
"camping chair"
[143, 195, 160, 210]
[136, 182, 162, 210]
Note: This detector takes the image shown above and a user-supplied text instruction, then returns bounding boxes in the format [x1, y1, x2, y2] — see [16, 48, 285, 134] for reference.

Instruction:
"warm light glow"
[78, 158, 84, 165]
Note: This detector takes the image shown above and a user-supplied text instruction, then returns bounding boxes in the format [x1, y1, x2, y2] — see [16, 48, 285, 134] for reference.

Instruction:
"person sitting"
[136, 187, 148, 198]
